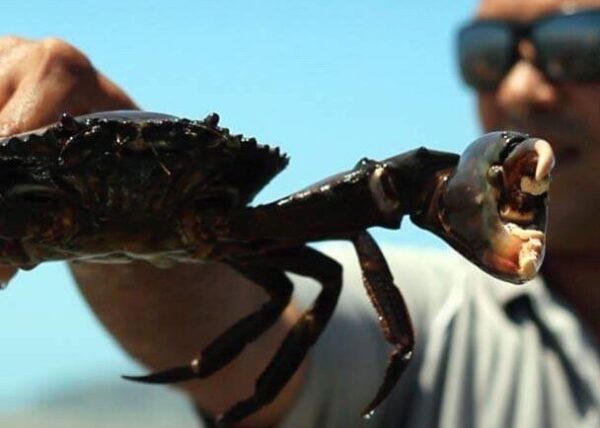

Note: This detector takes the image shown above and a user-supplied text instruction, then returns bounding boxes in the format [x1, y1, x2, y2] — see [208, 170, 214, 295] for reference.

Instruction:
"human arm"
[0, 36, 304, 427]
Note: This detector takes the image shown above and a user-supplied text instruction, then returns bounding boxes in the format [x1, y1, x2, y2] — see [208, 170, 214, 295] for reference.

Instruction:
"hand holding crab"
[0, 36, 137, 284]
[0, 107, 554, 425]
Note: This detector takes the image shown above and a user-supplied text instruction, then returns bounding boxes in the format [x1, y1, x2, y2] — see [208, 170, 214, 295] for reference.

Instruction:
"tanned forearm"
[69, 261, 305, 427]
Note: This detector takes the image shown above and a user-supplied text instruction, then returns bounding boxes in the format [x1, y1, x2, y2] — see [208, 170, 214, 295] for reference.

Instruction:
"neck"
[541, 250, 600, 345]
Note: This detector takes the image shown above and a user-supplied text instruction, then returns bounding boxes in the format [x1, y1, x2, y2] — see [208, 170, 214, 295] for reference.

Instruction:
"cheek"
[545, 145, 600, 246]
[567, 84, 600, 139]
[477, 93, 500, 131]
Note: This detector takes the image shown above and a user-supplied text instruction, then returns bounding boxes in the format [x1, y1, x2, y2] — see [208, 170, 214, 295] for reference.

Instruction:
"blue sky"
[0, 0, 480, 410]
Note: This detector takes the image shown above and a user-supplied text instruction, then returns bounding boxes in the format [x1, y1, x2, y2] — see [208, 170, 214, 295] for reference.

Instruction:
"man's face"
[474, 0, 600, 253]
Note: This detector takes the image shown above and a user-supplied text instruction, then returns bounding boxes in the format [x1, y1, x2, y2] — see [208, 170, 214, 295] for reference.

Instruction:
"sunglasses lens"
[534, 11, 600, 81]
[458, 22, 515, 89]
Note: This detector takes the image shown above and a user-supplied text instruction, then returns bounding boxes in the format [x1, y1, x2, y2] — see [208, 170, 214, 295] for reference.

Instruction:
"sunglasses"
[457, 9, 600, 90]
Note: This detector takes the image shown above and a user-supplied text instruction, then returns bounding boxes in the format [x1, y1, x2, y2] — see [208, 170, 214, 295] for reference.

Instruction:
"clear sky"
[0, 0, 480, 411]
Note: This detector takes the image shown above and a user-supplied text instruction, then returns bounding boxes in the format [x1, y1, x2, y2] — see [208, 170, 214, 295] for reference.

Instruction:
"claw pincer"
[423, 131, 554, 283]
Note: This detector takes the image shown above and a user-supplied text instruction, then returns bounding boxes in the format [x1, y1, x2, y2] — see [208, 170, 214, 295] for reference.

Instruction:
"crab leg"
[123, 245, 341, 427]
[352, 231, 414, 416]
[123, 264, 293, 383]
[217, 246, 342, 426]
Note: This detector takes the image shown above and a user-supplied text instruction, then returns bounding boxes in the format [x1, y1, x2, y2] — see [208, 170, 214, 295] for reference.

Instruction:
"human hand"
[0, 35, 137, 284]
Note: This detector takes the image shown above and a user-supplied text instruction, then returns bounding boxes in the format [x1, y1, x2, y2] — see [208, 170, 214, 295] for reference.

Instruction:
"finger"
[0, 39, 94, 134]
[0, 36, 30, 53]
[0, 38, 137, 136]
[94, 73, 139, 111]
[0, 37, 33, 112]
[0, 76, 138, 137]
[0, 73, 137, 137]
[0, 71, 69, 136]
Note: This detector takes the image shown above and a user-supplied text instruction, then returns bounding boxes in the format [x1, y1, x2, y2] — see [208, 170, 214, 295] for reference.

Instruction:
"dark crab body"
[0, 111, 554, 426]
[0, 111, 289, 267]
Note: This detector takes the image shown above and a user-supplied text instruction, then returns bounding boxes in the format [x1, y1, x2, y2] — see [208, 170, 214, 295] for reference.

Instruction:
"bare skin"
[0, 36, 303, 427]
[476, 0, 600, 342]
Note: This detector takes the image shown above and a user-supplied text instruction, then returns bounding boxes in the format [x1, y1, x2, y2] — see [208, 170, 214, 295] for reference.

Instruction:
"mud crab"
[0, 111, 554, 426]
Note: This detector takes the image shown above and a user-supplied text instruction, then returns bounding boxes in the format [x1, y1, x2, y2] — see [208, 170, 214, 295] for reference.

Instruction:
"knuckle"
[38, 37, 94, 76]
[0, 35, 29, 49]
[0, 36, 32, 63]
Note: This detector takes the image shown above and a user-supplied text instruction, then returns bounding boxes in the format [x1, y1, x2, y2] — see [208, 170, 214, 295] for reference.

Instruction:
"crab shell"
[0, 111, 287, 267]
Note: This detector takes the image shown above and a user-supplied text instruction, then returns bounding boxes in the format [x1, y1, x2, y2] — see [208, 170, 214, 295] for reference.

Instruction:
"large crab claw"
[413, 131, 554, 284]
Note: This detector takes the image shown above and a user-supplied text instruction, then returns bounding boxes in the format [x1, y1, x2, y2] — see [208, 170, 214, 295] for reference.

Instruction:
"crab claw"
[416, 131, 554, 284]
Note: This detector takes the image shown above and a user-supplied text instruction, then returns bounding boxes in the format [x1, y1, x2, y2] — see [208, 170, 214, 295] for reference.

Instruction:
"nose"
[495, 41, 559, 116]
